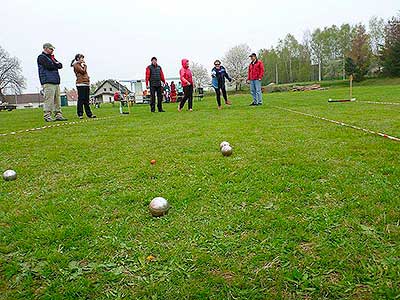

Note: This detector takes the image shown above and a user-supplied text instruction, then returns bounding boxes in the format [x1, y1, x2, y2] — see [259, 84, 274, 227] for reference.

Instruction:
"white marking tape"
[273, 106, 400, 142]
[0, 116, 120, 137]
[358, 101, 400, 106]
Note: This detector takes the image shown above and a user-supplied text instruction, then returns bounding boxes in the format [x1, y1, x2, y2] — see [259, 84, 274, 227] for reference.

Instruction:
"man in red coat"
[247, 53, 264, 106]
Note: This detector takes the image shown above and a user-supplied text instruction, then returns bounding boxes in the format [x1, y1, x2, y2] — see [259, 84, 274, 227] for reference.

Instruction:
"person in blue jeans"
[247, 53, 265, 106]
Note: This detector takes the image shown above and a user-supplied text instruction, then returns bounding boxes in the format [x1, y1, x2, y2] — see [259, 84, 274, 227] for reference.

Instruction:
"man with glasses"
[37, 43, 67, 122]
[247, 53, 265, 106]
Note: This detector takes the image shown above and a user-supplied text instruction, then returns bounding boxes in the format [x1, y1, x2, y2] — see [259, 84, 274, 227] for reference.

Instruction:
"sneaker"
[249, 102, 257, 106]
[225, 100, 232, 105]
[44, 116, 54, 122]
[257, 103, 263, 106]
[189, 109, 193, 112]
[158, 110, 166, 112]
[88, 115, 96, 118]
[178, 106, 182, 112]
[78, 116, 84, 119]
[218, 106, 222, 110]
[55, 116, 68, 121]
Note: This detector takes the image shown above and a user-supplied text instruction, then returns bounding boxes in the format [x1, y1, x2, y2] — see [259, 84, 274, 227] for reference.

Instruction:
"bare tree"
[310, 29, 324, 81]
[191, 62, 209, 88]
[369, 16, 385, 56]
[0, 46, 26, 100]
[223, 44, 251, 91]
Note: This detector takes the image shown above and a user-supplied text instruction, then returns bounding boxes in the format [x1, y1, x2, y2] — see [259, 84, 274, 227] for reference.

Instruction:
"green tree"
[345, 57, 356, 76]
[259, 48, 279, 85]
[381, 14, 400, 76]
[310, 28, 324, 81]
[347, 24, 371, 81]
[90, 80, 105, 94]
[338, 24, 354, 79]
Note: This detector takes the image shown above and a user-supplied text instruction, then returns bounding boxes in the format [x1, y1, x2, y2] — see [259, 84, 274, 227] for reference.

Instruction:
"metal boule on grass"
[3, 169, 17, 181]
[221, 145, 233, 156]
[220, 141, 230, 149]
[149, 197, 170, 217]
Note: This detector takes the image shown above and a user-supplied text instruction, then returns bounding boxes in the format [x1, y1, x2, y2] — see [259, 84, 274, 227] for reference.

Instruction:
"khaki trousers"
[43, 84, 61, 117]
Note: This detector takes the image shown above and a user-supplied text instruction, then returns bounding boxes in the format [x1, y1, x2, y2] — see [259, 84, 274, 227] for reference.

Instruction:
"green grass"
[0, 81, 399, 299]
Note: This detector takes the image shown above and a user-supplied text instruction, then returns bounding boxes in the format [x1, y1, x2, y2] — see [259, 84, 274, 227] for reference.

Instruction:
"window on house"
[109, 97, 112, 102]
[103, 88, 106, 91]
[110, 88, 112, 91]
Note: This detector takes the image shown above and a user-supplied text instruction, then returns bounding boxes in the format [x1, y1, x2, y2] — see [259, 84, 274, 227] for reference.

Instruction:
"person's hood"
[181, 59, 189, 69]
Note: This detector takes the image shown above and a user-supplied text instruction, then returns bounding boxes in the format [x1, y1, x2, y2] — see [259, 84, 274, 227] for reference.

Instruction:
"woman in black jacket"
[211, 60, 232, 110]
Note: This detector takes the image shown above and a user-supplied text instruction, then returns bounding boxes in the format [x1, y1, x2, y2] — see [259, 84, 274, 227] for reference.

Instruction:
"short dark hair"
[214, 60, 221, 65]
[151, 57, 157, 61]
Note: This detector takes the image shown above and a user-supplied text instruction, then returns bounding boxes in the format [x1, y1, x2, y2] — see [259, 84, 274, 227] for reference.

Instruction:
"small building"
[3, 93, 45, 108]
[65, 89, 78, 105]
[93, 80, 130, 103]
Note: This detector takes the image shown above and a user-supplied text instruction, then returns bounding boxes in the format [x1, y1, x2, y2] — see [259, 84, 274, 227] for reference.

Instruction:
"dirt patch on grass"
[298, 242, 315, 253]
[352, 284, 372, 299]
[211, 269, 235, 284]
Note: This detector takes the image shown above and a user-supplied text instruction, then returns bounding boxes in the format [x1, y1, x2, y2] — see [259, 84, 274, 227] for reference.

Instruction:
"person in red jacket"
[170, 81, 177, 102]
[178, 58, 194, 112]
[145, 57, 166, 112]
[247, 53, 265, 106]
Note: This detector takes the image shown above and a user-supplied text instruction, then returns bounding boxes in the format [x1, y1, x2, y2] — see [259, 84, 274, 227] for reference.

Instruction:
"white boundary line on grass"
[357, 101, 400, 106]
[273, 106, 400, 143]
[0, 116, 121, 137]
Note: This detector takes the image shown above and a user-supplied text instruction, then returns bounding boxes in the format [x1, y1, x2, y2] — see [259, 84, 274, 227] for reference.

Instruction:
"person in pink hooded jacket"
[178, 58, 194, 112]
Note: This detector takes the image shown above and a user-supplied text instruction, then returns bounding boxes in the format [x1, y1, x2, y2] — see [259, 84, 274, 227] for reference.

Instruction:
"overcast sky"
[0, 0, 398, 93]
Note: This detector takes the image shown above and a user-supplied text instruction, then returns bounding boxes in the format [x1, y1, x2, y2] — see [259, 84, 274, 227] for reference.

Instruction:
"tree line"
[257, 13, 400, 84]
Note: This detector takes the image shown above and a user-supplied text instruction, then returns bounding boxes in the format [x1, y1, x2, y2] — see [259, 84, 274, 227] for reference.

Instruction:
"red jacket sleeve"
[145, 67, 150, 87]
[160, 68, 166, 84]
[180, 69, 186, 84]
[247, 65, 251, 80]
[259, 61, 265, 79]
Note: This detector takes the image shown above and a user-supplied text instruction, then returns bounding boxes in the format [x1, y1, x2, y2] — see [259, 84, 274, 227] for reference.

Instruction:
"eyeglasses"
[215, 64, 220, 66]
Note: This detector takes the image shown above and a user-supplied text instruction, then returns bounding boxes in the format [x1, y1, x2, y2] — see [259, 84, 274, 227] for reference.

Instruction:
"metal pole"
[349, 75, 353, 99]
[318, 61, 322, 82]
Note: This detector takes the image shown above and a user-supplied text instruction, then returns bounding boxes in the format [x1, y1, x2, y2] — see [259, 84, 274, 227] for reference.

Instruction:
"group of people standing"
[37, 43, 95, 121]
[143, 54, 265, 113]
[37, 43, 265, 121]
[144, 57, 194, 113]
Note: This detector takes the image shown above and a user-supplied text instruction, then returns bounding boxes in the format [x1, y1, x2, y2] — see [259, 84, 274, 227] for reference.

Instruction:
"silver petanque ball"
[221, 145, 233, 156]
[220, 141, 230, 149]
[149, 197, 170, 217]
[3, 169, 17, 181]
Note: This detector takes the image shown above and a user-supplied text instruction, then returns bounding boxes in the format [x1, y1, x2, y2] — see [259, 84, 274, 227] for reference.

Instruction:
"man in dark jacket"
[37, 43, 67, 121]
[145, 57, 166, 112]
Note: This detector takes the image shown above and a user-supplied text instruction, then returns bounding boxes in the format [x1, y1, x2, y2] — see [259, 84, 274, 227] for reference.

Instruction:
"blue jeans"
[250, 80, 262, 104]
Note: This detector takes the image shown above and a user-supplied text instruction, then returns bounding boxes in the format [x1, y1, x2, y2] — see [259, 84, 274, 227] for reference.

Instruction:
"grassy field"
[0, 81, 399, 299]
